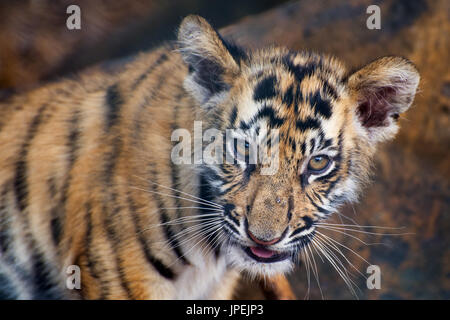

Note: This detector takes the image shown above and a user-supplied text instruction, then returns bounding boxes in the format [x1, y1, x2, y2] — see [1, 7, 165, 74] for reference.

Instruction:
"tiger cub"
[0, 15, 419, 299]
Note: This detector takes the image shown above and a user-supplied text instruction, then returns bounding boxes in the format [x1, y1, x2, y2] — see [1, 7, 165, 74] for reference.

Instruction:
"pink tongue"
[250, 246, 276, 258]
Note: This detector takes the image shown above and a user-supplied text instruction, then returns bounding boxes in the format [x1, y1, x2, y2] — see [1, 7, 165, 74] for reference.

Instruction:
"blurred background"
[0, 0, 448, 299]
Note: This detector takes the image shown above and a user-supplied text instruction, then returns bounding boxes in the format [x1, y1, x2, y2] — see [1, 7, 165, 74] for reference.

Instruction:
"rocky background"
[0, 0, 448, 299]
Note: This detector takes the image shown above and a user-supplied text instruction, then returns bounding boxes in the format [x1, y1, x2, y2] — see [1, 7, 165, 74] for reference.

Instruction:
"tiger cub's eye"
[307, 155, 331, 173]
[234, 139, 250, 158]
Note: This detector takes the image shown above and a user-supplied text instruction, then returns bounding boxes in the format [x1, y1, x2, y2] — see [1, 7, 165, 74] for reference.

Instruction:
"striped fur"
[0, 15, 419, 299]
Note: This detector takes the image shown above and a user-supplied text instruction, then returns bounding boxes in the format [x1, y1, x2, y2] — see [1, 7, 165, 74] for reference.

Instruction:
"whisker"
[314, 237, 355, 281]
[316, 222, 407, 230]
[300, 249, 311, 300]
[306, 241, 324, 299]
[316, 226, 387, 246]
[336, 210, 361, 226]
[312, 237, 359, 299]
[142, 217, 222, 250]
[149, 206, 223, 211]
[317, 232, 372, 266]
[166, 224, 222, 267]
[316, 225, 413, 237]
[130, 185, 223, 209]
[315, 233, 367, 280]
[157, 219, 223, 249]
[200, 229, 225, 258]
[138, 216, 222, 236]
[143, 214, 222, 229]
[133, 176, 223, 209]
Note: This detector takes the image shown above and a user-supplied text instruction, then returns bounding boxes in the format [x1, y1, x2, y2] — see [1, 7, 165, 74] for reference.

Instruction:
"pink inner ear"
[357, 86, 397, 128]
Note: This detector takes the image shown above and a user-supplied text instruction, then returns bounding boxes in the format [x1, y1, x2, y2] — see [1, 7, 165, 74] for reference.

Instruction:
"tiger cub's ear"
[347, 56, 420, 143]
[178, 15, 244, 104]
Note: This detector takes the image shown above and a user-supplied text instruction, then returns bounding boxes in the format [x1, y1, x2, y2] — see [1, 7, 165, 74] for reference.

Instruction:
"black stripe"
[66, 110, 81, 164]
[306, 193, 332, 215]
[239, 120, 250, 130]
[84, 202, 108, 299]
[283, 54, 339, 99]
[287, 195, 294, 222]
[321, 80, 338, 100]
[300, 172, 308, 189]
[105, 84, 123, 130]
[127, 194, 176, 280]
[222, 180, 243, 195]
[0, 185, 11, 254]
[309, 138, 316, 154]
[284, 54, 339, 107]
[282, 85, 295, 107]
[198, 173, 222, 258]
[291, 138, 297, 152]
[132, 53, 168, 89]
[11, 103, 62, 298]
[49, 211, 62, 247]
[149, 167, 189, 265]
[103, 84, 124, 187]
[253, 76, 278, 102]
[223, 203, 239, 227]
[102, 87, 135, 297]
[30, 251, 61, 299]
[223, 220, 240, 237]
[255, 105, 285, 127]
[300, 142, 306, 155]
[103, 199, 133, 299]
[317, 130, 325, 147]
[296, 117, 320, 132]
[283, 56, 317, 83]
[244, 164, 256, 183]
[51, 110, 81, 245]
[14, 104, 48, 212]
[133, 73, 170, 142]
[229, 105, 238, 127]
[241, 104, 285, 130]
[308, 91, 332, 119]
[5, 101, 61, 299]
[290, 216, 313, 238]
[46, 177, 57, 196]
[322, 138, 333, 149]
[312, 190, 324, 203]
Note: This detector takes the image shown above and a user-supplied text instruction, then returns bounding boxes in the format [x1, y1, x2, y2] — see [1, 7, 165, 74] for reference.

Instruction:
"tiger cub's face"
[178, 16, 419, 276]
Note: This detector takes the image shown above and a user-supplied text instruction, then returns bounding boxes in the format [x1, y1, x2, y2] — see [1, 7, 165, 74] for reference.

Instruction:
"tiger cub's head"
[177, 15, 419, 276]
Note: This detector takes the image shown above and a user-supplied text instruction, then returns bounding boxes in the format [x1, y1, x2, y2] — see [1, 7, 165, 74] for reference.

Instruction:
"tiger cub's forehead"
[232, 49, 349, 156]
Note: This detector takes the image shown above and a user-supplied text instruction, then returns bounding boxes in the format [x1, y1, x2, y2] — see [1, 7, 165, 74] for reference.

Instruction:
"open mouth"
[243, 246, 290, 263]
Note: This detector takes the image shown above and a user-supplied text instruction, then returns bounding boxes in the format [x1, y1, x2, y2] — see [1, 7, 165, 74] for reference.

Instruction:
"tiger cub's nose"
[247, 229, 281, 246]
